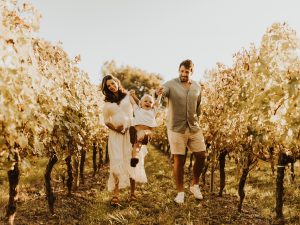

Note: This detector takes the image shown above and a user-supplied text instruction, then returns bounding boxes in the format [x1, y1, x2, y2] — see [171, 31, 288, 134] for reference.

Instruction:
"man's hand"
[156, 86, 164, 96]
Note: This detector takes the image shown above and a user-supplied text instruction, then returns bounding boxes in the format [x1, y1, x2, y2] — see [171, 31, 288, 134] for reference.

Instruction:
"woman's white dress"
[103, 94, 148, 191]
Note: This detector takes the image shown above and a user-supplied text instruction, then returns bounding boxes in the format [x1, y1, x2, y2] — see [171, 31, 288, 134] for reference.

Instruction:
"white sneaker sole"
[174, 199, 184, 204]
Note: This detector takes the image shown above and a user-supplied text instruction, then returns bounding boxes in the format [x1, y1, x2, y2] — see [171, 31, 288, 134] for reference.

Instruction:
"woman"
[101, 74, 147, 206]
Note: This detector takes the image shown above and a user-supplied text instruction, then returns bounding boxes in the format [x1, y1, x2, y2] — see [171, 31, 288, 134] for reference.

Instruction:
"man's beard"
[180, 76, 189, 82]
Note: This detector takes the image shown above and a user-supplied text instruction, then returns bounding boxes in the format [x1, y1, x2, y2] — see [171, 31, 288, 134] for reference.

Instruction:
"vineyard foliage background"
[0, 0, 107, 170]
[201, 22, 300, 160]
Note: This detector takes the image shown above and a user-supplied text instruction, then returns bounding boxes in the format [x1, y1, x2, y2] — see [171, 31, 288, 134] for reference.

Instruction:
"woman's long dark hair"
[101, 75, 127, 104]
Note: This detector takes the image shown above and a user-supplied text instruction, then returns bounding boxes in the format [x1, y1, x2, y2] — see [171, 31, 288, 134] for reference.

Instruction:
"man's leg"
[167, 129, 188, 203]
[188, 129, 206, 200]
[189, 151, 206, 200]
[173, 154, 186, 203]
[173, 154, 186, 192]
[192, 151, 206, 185]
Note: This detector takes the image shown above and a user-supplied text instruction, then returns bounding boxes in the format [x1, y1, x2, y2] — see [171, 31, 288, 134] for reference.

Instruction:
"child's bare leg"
[131, 142, 141, 167]
[132, 142, 141, 158]
[135, 126, 152, 141]
[130, 127, 151, 167]
[136, 130, 146, 142]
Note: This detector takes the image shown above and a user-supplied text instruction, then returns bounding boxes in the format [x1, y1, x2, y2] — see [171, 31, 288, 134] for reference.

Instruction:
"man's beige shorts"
[167, 128, 206, 155]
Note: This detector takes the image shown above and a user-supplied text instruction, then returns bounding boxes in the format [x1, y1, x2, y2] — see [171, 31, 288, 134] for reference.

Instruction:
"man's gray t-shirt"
[163, 78, 202, 134]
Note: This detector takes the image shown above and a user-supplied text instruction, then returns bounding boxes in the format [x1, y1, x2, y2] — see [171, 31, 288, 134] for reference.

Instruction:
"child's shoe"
[130, 158, 139, 167]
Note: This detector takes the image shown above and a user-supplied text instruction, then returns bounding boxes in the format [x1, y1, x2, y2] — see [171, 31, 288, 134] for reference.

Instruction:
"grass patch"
[218, 157, 300, 224]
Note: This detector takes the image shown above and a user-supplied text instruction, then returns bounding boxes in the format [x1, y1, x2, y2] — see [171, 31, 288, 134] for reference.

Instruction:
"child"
[129, 90, 162, 167]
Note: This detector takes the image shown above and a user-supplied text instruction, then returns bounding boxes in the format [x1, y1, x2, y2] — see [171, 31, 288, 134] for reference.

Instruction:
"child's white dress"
[132, 104, 158, 127]
[103, 94, 148, 191]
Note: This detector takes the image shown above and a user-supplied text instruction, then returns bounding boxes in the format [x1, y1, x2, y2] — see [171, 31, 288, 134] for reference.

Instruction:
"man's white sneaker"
[190, 185, 203, 200]
[174, 192, 184, 204]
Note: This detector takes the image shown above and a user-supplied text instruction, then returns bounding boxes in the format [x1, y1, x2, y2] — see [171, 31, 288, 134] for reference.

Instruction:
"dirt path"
[2, 147, 271, 225]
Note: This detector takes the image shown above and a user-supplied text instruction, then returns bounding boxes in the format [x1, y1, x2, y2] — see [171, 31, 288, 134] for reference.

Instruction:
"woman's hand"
[106, 123, 128, 134]
[156, 86, 164, 96]
[129, 90, 140, 105]
[129, 89, 136, 96]
[116, 125, 128, 134]
[115, 125, 124, 133]
[106, 123, 120, 133]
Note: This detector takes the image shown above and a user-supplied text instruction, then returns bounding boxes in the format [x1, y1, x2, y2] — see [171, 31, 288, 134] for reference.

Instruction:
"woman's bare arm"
[105, 123, 126, 134]
[154, 94, 162, 108]
[129, 90, 140, 105]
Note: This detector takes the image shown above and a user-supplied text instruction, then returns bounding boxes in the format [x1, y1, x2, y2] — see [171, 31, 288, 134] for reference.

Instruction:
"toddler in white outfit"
[129, 90, 162, 167]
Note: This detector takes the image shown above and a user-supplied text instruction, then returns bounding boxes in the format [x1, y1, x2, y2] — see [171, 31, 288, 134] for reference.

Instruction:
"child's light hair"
[140, 94, 154, 107]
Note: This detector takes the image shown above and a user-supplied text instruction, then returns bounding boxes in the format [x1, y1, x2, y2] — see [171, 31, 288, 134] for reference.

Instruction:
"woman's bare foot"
[129, 193, 137, 202]
[110, 195, 120, 206]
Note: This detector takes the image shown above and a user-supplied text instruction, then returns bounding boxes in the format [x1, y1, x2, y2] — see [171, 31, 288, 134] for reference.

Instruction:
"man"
[157, 59, 206, 204]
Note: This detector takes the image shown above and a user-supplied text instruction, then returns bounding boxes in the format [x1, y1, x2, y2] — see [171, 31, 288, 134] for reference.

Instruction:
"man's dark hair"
[179, 59, 194, 73]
